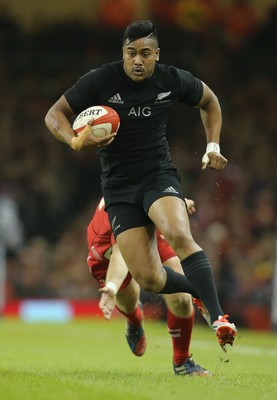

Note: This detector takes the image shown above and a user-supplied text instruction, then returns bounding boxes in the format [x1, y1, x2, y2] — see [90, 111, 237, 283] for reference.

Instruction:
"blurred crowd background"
[0, 0, 276, 329]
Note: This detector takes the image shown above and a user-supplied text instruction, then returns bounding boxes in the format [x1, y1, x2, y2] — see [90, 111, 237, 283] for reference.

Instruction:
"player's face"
[122, 37, 160, 82]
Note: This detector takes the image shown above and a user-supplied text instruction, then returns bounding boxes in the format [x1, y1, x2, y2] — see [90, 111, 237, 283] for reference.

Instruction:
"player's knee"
[135, 273, 161, 293]
[117, 301, 137, 314]
[166, 229, 198, 257]
[167, 293, 193, 317]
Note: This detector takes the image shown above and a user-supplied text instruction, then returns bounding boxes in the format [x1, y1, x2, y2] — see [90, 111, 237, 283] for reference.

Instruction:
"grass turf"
[0, 317, 276, 400]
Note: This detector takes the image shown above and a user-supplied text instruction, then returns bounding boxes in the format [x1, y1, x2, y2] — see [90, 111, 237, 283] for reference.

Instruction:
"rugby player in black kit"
[45, 20, 237, 351]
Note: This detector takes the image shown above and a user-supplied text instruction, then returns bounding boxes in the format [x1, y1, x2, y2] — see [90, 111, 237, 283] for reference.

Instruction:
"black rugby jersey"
[64, 61, 203, 187]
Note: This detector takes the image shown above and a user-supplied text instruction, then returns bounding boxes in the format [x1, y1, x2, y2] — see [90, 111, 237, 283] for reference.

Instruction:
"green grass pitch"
[0, 317, 276, 400]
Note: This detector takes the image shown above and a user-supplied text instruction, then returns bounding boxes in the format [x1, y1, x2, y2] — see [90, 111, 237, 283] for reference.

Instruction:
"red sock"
[116, 304, 143, 327]
[167, 309, 194, 365]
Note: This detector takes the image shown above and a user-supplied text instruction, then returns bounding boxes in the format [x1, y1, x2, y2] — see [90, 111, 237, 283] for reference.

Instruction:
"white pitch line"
[152, 336, 277, 357]
[194, 339, 277, 357]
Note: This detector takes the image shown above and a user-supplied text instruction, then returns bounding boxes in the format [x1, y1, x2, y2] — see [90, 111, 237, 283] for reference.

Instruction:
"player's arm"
[99, 243, 129, 320]
[105, 243, 129, 294]
[196, 82, 228, 170]
[184, 198, 196, 216]
[44, 95, 116, 150]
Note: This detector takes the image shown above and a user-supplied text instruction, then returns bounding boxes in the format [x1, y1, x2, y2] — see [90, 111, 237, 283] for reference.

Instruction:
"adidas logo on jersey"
[163, 186, 179, 194]
[108, 93, 124, 104]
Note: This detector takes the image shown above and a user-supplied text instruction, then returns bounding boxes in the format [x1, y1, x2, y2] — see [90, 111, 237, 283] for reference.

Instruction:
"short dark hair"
[123, 20, 159, 46]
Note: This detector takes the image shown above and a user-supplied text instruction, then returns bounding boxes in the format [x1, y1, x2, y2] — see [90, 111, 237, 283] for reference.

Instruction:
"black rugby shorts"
[103, 170, 185, 238]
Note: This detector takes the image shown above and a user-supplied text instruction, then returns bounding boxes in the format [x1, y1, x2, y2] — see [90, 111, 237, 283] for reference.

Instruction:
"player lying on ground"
[87, 197, 212, 376]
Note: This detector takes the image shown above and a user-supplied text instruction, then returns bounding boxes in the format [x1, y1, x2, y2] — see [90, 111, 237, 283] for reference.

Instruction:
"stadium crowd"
[0, 0, 276, 329]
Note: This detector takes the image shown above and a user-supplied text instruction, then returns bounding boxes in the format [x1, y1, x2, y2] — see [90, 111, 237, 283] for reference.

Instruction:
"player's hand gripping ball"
[72, 105, 120, 138]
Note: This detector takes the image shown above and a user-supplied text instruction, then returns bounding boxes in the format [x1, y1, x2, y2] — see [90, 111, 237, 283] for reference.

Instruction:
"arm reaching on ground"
[99, 244, 129, 320]
[185, 198, 196, 216]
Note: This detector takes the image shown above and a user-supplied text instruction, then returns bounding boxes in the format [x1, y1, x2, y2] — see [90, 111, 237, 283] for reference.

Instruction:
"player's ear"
[155, 48, 160, 61]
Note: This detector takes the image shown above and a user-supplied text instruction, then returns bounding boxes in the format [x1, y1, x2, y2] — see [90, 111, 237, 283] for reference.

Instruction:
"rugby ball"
[72, 105, 120, 138]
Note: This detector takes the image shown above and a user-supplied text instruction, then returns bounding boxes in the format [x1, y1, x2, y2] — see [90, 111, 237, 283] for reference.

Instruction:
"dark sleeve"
[176, 68, 203, 106]
[63, 68, 104, 114]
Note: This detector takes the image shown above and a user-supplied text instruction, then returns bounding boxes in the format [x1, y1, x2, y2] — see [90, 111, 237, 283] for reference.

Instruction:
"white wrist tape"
[106, 281, 118, 295]
[206, 142, 220, 154]
[202, 142, 220, 164]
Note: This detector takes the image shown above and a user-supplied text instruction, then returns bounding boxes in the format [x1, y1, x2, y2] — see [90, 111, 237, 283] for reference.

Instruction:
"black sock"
[181, 250, 223, 322]
[158, 266, 199, 298]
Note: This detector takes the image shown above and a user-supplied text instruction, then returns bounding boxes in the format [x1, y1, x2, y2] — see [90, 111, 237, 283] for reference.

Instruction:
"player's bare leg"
[148, 196, 237, 350]
[116, 224, 167, 292]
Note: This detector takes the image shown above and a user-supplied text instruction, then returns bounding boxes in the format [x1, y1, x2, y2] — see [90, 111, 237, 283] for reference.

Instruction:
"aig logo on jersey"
[128, 106, 151, 117]
[155, 91, 171, 103]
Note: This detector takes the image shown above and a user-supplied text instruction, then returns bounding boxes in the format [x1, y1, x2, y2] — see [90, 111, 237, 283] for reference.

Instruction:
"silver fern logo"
[156, 91, 171, 101]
